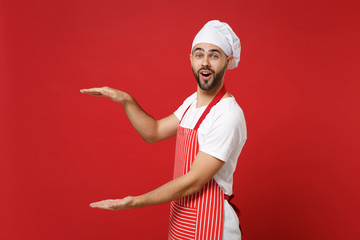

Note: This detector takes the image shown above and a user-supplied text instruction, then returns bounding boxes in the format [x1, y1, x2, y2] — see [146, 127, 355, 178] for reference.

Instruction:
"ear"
[189, 53, 193, 64]
[226, 56, 234, 69]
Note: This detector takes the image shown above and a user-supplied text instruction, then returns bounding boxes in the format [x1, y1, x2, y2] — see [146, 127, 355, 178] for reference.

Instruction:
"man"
[81, 20, 247, 239]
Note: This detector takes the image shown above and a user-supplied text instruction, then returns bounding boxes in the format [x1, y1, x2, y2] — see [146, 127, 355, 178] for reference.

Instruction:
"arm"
[89, 151, 225, 210]
[80, 86, 179, 143]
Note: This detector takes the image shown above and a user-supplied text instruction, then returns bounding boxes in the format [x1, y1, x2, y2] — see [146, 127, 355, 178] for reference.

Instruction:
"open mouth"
[201, 72, 211, 77]
[199, 70, 213, 80]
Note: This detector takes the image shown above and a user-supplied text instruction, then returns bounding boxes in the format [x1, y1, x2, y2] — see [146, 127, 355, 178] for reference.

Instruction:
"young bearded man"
[81, 20, 247, 240]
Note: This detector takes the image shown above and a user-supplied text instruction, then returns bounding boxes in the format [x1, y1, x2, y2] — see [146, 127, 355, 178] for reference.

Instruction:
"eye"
[211, 54, 219, 59]
[195, 53, 203, 58]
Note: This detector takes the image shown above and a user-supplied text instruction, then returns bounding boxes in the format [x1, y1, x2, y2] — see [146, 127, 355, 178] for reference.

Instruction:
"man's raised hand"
[80, 86, 130, 103]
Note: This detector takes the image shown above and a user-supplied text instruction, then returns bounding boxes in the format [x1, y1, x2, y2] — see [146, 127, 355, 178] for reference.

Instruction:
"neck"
[196, 81, 224, 108]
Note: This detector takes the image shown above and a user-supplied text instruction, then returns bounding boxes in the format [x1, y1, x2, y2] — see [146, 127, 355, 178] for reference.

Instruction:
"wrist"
[120, 93, 133, 106]
[131, 196, 141, 208]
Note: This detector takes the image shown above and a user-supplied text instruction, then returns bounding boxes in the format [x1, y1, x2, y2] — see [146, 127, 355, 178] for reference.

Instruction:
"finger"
[90, 202, 110, 209]
[90, 200, 107, 207]
[80, 87, 103, 93]
[82, 92, 103, 97]
[98, 89, 112, 97]
[80, 90, 99, 96]
[90, 199, 116, 208]
[81, 87, 109, 93]
[80, 88, 108, 97]
[86, 88, 114, 97]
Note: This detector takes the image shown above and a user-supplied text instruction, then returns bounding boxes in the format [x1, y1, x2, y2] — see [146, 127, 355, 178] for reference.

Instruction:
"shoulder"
[211, 97, 246, 124]
[201, 96, 247, 140]
[199, 96, 246, 136]
[174, 92, 197, 120]
[198, 96, 247, 161]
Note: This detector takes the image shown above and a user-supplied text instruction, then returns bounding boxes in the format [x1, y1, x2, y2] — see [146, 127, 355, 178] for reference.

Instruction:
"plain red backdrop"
[1, 0, 359, 239]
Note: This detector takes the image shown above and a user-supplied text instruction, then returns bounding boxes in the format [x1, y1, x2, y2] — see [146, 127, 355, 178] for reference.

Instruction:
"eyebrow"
[193, 47, 204, 53]
[193, 47, 222, 54]
[209, 49, 221, 54]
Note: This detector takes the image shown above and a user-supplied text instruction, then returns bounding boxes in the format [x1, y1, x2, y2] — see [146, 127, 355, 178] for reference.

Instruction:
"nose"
[201, 56, 210, 67]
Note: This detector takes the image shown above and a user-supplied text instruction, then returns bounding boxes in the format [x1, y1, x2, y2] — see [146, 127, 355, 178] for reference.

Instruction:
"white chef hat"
[192, 20, 241, 69]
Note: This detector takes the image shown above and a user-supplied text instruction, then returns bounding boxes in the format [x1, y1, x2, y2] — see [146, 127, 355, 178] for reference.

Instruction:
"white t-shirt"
[174, 92, 247, 195]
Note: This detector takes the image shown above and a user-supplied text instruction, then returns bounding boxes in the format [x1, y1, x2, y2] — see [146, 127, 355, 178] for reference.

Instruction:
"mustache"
[198, 67, 215, 74]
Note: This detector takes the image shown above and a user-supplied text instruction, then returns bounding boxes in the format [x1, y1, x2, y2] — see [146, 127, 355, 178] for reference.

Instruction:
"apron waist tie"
[224, 194, 240, 216]
[224, 194, 243, 235]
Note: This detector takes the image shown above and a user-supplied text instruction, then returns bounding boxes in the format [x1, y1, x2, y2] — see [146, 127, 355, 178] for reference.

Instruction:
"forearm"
[131, 151, 224, 208]
[122, 95, 159, 143]
[81, 86, 178, 143]
[131, 173, 202, 208]
[89, 152, 224, 211]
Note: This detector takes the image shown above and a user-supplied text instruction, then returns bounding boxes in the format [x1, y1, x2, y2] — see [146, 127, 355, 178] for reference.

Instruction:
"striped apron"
[168, 86, 227, 240]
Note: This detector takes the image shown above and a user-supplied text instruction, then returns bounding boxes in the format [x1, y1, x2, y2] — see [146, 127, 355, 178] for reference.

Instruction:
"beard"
[192, 63, 227, 91]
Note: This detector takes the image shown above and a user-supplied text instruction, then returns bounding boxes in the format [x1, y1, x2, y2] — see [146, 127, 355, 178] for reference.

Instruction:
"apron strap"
[179, 85, 227, 128]
[179, 103, 193, 124]
[194, 85, 227, 130]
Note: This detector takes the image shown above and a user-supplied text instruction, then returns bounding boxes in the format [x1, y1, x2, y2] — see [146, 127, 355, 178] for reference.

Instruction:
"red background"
[1, 0, 359, 239]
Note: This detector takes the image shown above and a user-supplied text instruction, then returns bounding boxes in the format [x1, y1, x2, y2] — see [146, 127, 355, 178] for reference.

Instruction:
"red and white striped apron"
[168, 86, 227, 240]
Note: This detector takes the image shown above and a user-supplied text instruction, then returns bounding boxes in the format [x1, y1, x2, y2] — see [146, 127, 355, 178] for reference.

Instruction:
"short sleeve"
[199, 111, 243, 162]
[174, 92, 197, 120]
